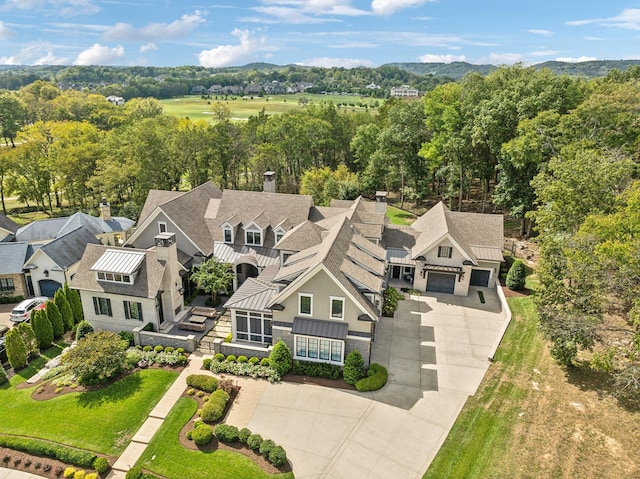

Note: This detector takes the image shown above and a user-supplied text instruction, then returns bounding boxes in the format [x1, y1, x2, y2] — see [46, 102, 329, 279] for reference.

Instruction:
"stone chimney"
[263, 171, 276, 193]
[99, 197, 111, 221]
[155, 232, 177, 264]
[155, 232, 182, 320]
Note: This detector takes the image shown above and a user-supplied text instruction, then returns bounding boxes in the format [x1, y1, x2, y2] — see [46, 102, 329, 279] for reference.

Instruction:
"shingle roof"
[72, 243, 167, 298]
[137, 189, 184, 225]
[275, 220, 326, 252]
[213, 242, 280, 268]
[37, 226, 102, 269]
[0, 213, 19, 234]
[0, 242, 30, 274]
[15, 212, 133, 243]
[382, 224, 419, 249]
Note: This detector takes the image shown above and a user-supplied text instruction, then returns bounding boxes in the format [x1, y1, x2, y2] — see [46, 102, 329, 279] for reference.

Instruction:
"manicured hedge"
[0, 435, 96, 468]
[214, 424, 239, 443]
[192, 424, 213, 446]
[186, 374, 218, 393]
[355, 363, 388, 392]
[292, 360, 341, 379]
[200, 389, 230, 423]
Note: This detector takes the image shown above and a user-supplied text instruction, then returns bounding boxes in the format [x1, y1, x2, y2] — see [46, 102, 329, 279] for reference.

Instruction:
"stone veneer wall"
[132, 327, 198, 352]
[0, 274, 28, 298]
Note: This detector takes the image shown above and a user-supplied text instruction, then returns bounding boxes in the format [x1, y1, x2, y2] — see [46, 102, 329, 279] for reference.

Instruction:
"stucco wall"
[78, 290, 160, 333]
[26, 250, 67, 297]
[128, 212, 200, 257]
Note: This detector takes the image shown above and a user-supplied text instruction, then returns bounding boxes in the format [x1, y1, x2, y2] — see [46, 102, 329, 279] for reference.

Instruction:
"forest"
[1, 64, 640, 402]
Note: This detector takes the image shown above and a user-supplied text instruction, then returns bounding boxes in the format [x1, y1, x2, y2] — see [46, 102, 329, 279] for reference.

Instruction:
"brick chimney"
[263, 171, 276, 193]
[99, 197, 111, 221]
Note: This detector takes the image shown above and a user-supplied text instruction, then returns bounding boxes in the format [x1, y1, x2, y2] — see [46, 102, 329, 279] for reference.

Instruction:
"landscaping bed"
[0, 446, 96, 479]
[281, 372, 355, 390]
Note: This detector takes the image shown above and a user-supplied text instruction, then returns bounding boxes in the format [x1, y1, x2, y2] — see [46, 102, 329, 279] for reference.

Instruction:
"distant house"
[390, 85, 419, 98]
[72, 233, 185, 333]
[366, 82, 381, 90]
[23, 226, 101, 298]
[0, 242, 33, 298]
[105, 95, 125, 105]
[244, 83, 263, 95]
[207, 85, 223, 95]
[0, 213, 19, 242]
[191, 85, 207, 95]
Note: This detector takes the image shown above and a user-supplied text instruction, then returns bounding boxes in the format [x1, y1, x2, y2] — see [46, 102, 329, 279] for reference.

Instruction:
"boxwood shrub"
[192, 424, 213, 446]
[202, 358, 212, 370]
[214, 353, 225, 361]
[268, 445, 287, 467]
[214, 424, 239, 443]
[246, 433, 263, 451]
[225, 354, 237, 362]
[238, 427, 252, 443]
[249, 357, 260, 365]
[201, 389, 230, 423]
[292, 360, 341, 380]
[237, 355, 248, 363]
[0, 435, 96, 468]
[260, 357, 270, 367]
[92, 457, 109, 474]
[186, 374, 218, 393]
[355, 363, 388, 392]
[259, 439, 276, 457]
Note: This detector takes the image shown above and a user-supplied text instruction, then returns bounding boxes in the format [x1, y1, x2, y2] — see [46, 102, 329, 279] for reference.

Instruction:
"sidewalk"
[0, 468, 47, 479]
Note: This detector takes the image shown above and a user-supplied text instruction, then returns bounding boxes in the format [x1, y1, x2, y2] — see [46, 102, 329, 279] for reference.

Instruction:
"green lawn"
[386, 205, 417, 226]
[1, 352, 178, 456]
[137, 397, 294, 479]
[160, 93, 377, 121]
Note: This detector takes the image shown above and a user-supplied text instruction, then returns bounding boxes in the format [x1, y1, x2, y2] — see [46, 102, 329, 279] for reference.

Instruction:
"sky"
[1, 1, 640, 68]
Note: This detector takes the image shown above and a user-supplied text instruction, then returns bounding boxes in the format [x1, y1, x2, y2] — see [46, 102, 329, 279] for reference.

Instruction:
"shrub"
[125, 466, 142, 479]
[237, 355, 248, 363]
[247, 433, 263, 451]
[209, 359, 281, 382]
[202, 358, 212, 370]
[259, 439, 276, 457]
[238, 427, 252, 443]
[75, 321, 94, 341]
[268, 445, 287, 467]
[74, 470, 85, 479]
[383, 287, 402, 316]
[119, 331, 135, 347]
[269, 340, 292, 375]
[0, 364, 7, 386]
[214, 353, 225, 361]
[85, 474, 98, 479]
[260, 357, 270, 367]
[292, 360, 341, 379]
[92, 457, 109, 474]
[164, 346, 174, 353]
[61, 331, 128, 386]
[176, 347, 185, 354]
[249, 357, 259, 365]
[343, 350, 366, 385]
[192, 424, 213, 446]
[54, 289, 74, 332]
[64, 467, 76, 478]
[154, 345, 164, 353]
[214, 424, 239, 443]
[224, 332, 232, 342]
[217, 378, 234, 394]
[0, 436, 96, 468]
[201, 389, 230, 423]
[196, 390, 205, 397]
[65, 284, 84, 324]
[46, 300, 65, 336]
[143, 345, 153, 352]
[31, 309, 54, 350]
[186, 374, 218, 393]
[178, 354, 188, 366]
[186, 430, 193, 440]
[225, 354, 236, 362]
[5, 328, 28, 370]
[16, 322, 38, 359]
[355, 363, 388, 392]
[506, 259, 526, 290]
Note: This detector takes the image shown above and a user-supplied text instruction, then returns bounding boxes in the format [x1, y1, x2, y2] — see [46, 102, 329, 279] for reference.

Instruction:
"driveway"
[227, 287, 510, 479]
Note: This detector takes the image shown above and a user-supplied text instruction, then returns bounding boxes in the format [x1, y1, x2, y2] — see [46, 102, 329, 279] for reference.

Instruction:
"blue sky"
[1, 1, 639, 68]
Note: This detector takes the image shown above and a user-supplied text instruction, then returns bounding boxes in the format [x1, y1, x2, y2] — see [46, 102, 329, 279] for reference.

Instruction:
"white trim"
[124, 208, 203, 255]
[298, 292, 313, 317]
[329, 296, 345, 320]
[274, 226, 286, 244]
[221, 222, 234, 243]
[244, 222, 263, 246]
[346, 334, 372, 342]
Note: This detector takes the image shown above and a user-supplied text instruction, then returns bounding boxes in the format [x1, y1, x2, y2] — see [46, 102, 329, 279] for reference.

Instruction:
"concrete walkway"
[0, 468, 47, 479]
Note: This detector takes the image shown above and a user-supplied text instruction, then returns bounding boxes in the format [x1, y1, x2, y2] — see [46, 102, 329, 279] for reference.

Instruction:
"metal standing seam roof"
[470, 246, 504, 262]
[222, 278, 279, 312]
[291, 316, 349, 340]
[213, 242, 280, 268]
[386, 247, 416, 266]
[91, 249, 146, 274]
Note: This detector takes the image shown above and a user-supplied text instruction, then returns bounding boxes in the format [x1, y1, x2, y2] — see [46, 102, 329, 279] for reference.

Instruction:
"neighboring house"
[105, 95, 125, 105]
[0, 242, 33, 298]
[72, 232, 185, 333]
[23, 226, 101, 298]
[0, 213, 19, 242]
[390, 85, 419, 98]
[225, 216, 386, 365]
[15, 202, 133, 246]
[191, 85, 207, 94]
[125, 181, 223, 269]
[384, 202, 504, 295]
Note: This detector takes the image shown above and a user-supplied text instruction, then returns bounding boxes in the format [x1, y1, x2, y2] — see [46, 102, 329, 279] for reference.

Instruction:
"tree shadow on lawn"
[75, 372, 143, 409]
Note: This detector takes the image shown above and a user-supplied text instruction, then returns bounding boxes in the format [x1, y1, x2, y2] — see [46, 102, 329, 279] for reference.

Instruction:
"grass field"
[1, 351, 178, 456]
[137, 397, 294, 479]
[386, 205, 417, 226]
[159, 93, 378, 121]
[423, 275, 640, 478]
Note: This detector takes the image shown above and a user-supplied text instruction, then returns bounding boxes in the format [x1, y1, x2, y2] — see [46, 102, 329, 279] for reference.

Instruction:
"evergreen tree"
[268, 340, 292, 376]
[5, 328, 28, 370]
[31, 308, 54, 350]
[0, 363, 7, 385]
[16, 322, 38, 359]
[64, 284, 84, 324]
[75, 320, 94, 341]
[54, 289, 74, 331]
[506, 259, 526, 291]
[343, 350, 366, 385]
[46, 300, 65, 336]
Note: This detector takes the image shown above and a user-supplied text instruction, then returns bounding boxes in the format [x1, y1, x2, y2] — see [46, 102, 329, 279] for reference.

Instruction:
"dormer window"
[97, 271, 133, 284]
[223, 226, 233, 243]
[245, 223, 263, 246]
[274, 227, 286, 244]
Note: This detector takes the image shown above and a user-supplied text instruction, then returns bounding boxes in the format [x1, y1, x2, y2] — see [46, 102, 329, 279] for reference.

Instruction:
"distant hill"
[383, 60, 640, 80]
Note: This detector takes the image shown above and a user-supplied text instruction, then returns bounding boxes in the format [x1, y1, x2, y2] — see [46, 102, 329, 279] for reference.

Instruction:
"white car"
[9, 297, 48, 323]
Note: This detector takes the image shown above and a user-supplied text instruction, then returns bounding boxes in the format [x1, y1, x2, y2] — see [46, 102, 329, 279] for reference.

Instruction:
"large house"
[0, 213, 19, 242]
[0, 242, 33, 298]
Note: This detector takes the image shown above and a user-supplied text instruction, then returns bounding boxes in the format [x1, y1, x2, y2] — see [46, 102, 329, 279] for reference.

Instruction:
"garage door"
[470, 269, 491, 287]
[426, 272, 456, 294]
[39, 279, 62, 298]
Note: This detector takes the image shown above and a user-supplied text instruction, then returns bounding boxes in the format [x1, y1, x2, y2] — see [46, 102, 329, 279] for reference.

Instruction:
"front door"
[391, 265, 401, 279]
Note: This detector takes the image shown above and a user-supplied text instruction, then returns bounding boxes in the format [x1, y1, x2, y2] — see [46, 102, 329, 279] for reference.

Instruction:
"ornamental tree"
[268, 340, 292, 376]
[190, 256, 234, 303]
[61, 331, 127, 385]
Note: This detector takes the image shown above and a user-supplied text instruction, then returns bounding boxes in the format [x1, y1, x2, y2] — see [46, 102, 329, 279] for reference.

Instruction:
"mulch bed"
[0, 446, 103, 479]
[500, 283, 533, 298]
[177, 388, 292, 475]
[282, 372, 356, 390]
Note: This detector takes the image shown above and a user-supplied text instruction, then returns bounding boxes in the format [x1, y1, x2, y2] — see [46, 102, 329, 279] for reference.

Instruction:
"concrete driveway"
[227, 287, 510, 479]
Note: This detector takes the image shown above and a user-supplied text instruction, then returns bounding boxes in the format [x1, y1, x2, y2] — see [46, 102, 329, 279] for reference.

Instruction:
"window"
[223, 227, 233, 243]
[294, 335, 344, 365]
[124, 301, 143, 321]
[158, 221, 167, 234]
[438, 246, 452, 258]
[274, 229, 285, 243]
[96, 271, 133, 284]
[0, 278, 15, 293]
[92, 297, 112, 316]
[330, 297, 345, 320]
[234, 310, 272, 344]
[299, 293, 313, 316]
[245, 229, 262, 246]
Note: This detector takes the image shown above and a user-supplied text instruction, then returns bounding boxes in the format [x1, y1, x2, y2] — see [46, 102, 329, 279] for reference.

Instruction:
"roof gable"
[0, 213, 19, 235]
[0, 241, 30, 274]
[36, 226, 102, 269]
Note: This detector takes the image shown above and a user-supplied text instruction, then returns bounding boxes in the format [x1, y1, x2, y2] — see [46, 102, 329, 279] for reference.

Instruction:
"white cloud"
[5, 0, 100, 16]
[418, 54, 467, 63]
[0, 21, 16, 40]
[73, 43, 125, 65]
[0, 41, 69, 65]
[530, 50, 561, 57]
[477, 52, 524, 65]
[584, 36, 604, 41]
[103, 11, 205, 41]
[34, 51, 68, 65]
[248, 0, 368, 23]
[567, 9, 640, 30]
[555, 56, 597, 63]
[296, 57, 374, 68]
[140, 43, 158, 53]
[198, 29, 266, 68]
[329, 41, 377, 48]
[371, 0, 434, 16]
[528, 29, 553, 37]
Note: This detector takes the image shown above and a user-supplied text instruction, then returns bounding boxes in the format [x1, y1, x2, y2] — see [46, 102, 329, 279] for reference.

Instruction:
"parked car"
[0, 325, 8, 363]
[9, 297, 48, 323]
